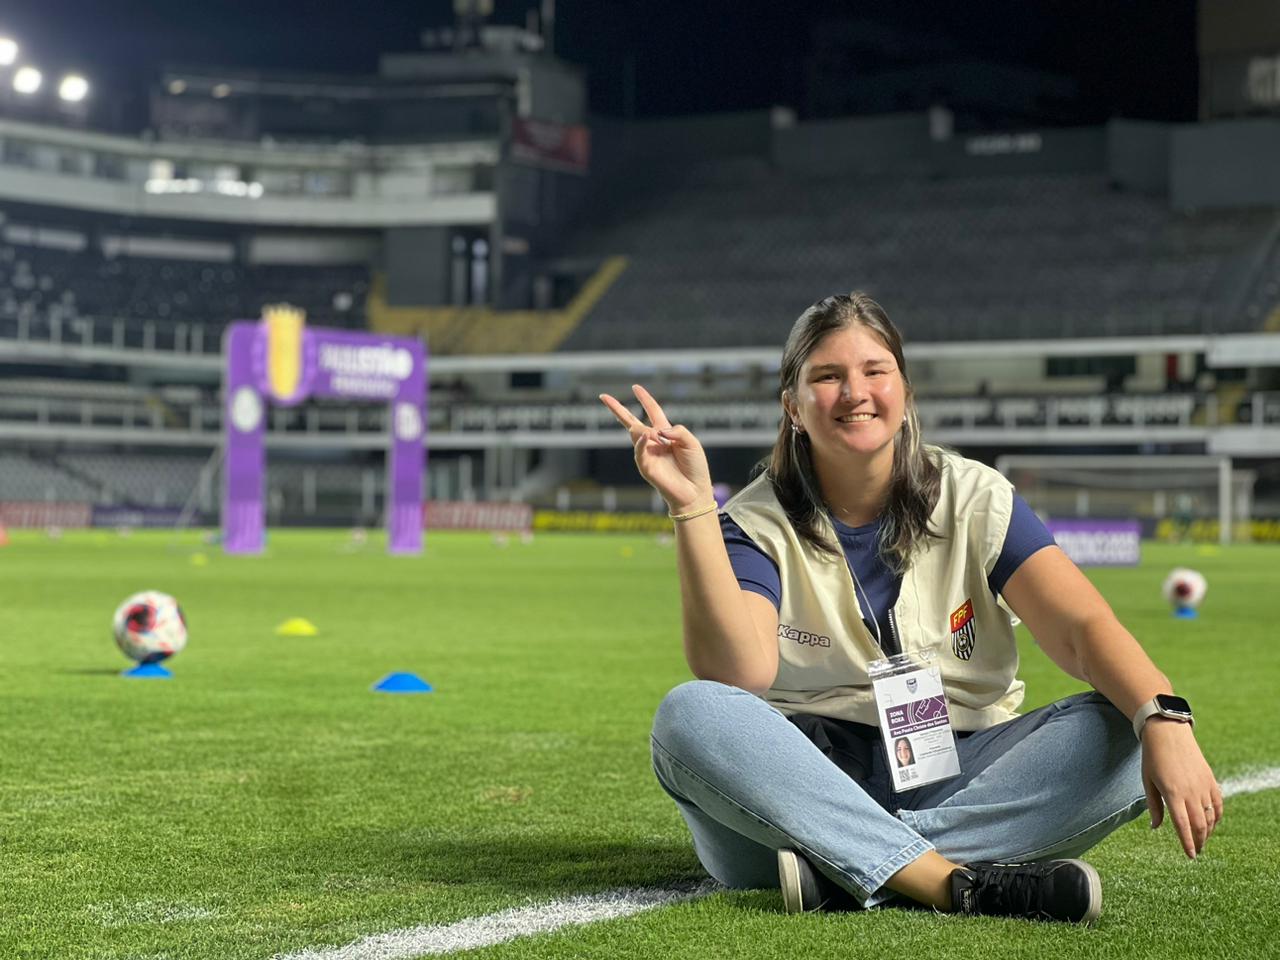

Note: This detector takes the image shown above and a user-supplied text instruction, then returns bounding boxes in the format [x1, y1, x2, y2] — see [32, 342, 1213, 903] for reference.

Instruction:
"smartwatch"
[1132, 694, 1194, 740]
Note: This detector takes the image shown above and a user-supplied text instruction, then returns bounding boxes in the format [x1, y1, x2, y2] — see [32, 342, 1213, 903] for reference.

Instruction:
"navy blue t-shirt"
[722, 493, 1054, 656]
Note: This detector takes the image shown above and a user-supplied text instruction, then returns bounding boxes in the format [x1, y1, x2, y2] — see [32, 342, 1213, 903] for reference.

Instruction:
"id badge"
[868, 652, 961, 792]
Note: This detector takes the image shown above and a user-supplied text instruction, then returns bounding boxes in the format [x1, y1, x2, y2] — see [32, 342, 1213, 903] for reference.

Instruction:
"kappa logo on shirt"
[777, 623, 832, 648]
[950, 599, 977, 660]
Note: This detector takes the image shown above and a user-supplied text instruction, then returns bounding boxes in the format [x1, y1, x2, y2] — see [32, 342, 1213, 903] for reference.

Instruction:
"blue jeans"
[650, 680, 1147, 907]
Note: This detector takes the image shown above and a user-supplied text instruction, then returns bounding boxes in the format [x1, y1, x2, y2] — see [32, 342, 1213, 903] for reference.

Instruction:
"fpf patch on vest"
[950, 598, 976, 660]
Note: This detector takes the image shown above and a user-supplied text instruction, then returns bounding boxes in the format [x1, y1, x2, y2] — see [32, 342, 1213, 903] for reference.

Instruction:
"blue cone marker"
[122, 662, 173, 678]
[373, 672, 433, 693]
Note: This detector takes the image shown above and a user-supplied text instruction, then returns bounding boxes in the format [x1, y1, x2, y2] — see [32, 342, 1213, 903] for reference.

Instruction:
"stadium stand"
[0, 238, 369, 344]
[1241, 223, 1280, 331]
[0, 448, 377, 519]
[56, 453, 206, 507]
[558, 166, 1280, 349]
[0, 451, 98, 501]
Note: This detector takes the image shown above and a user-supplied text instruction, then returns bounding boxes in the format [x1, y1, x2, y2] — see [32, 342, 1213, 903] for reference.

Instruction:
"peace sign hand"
[599, 385, 714, 514]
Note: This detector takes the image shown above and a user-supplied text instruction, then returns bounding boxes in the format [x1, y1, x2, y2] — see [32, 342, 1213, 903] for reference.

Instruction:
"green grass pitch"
[1, 529, 1277, 959]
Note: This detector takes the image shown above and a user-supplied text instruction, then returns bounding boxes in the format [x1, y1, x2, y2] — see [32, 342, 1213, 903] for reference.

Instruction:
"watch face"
[1156, 694, 1192, 717]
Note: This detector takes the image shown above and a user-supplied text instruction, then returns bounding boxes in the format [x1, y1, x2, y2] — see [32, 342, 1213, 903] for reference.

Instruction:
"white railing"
[2, 313, 223, 357]
[3, 392, 1278, 442]
[0, 395, 388, 435]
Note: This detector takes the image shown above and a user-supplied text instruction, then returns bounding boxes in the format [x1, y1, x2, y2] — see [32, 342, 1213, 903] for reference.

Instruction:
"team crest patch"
[950, 599, 976, 660]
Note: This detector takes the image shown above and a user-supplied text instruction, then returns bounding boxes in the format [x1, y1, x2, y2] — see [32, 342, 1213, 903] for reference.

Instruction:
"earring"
[791, 422, 804, 435]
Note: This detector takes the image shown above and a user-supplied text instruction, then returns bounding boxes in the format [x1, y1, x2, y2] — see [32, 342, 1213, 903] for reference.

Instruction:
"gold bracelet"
[669, 503, 718, 522]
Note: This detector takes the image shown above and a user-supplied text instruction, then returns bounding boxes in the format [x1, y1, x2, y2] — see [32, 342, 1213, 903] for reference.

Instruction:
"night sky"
[1, 0, 1199, 124]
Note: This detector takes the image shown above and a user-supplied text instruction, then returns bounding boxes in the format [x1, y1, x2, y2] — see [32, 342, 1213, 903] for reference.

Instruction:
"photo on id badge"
[894, 737, 917, 773]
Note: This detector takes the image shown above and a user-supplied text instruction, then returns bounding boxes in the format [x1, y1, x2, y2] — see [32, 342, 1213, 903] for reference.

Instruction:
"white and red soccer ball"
[1161, 568, 1207, 611]
[112, 591, 188, 663]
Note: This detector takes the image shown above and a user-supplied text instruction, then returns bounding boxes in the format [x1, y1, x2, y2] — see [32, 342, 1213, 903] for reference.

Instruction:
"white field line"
[276, 766, 1280, 960]
[1220, 765, 1280, 797]
[273, 880, 721, 960]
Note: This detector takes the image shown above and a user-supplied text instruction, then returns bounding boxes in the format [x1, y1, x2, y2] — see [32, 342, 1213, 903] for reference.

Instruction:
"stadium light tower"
[0, 37, 17, 66]
[58, 74, 89, 102]
[453, 0, 493, 50]
[13, 65, 41, 94]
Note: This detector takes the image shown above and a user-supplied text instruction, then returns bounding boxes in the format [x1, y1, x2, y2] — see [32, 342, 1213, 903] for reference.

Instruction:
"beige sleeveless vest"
[723, 446, 1024, 730]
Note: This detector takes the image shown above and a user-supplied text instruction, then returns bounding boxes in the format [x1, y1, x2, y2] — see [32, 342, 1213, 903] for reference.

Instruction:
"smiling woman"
[599, 290, 1223, 925]
[771, 293, 935, 570]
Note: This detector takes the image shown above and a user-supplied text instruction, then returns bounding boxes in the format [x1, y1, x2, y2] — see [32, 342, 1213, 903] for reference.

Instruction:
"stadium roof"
[4, 0, 1197, 126]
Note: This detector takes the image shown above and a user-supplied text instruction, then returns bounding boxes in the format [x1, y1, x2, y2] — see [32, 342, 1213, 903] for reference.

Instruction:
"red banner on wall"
[425, 500, 533, 532]
[511, 118, 590, 174]
[0, 501, 93, 528]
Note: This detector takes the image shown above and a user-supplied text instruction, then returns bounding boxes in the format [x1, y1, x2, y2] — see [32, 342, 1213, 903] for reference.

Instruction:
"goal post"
[221, 306, 426, 555]
[994, 455, 1252, 546]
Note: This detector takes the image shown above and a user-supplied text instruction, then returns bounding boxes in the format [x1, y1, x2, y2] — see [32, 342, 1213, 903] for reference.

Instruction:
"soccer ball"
[112, 591, 188, 663]
[1161, 568, 1207, 610]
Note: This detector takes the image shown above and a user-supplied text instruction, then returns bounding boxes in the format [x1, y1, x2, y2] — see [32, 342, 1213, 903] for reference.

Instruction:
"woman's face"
[788, 325, 907, 463]
[896, 739, 912, 765]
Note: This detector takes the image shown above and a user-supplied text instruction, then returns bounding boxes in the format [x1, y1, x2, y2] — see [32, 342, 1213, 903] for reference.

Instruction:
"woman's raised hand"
[600, 385, 713, 514]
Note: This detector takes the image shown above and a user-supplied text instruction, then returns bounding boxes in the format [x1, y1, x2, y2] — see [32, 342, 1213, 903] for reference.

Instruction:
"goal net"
[995, 455, 1256, 544]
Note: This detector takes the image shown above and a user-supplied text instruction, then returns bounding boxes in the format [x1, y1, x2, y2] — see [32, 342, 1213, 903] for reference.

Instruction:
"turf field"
[1, 529, 1277, 960]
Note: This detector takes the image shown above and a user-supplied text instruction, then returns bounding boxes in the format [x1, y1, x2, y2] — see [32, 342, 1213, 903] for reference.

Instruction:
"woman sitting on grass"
[600, 292, 1221, 922]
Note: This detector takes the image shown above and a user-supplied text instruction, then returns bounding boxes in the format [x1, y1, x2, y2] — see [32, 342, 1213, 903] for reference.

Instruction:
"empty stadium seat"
[0, 238, 370, 345]
[557, 170, 1277, 350]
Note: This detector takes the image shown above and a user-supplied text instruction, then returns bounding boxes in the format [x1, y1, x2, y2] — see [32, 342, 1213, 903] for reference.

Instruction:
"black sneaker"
[950, 859, 1102, 923]
[777, 848, 834, 913]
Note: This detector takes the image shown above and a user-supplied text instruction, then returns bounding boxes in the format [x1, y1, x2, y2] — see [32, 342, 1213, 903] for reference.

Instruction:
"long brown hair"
[767, 292, 941, 573]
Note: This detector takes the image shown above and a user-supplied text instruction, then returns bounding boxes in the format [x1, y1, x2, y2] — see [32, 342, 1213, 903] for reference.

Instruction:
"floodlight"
[168, 79, 187, 95]
[13, 66, 41, 94]
[211, 82, 231, 98]
[0, 38, 17, 66]
[58, 74, 89, 102]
